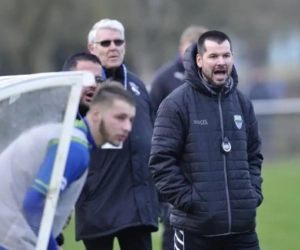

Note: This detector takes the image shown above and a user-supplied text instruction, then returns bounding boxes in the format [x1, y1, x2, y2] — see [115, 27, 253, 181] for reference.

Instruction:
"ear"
[179, 42, 192, 59]
[90, 106, 101, 121]
[196, 54, 203, 68]
[179, 45, 186, 59]
[87, 43, 94, 53]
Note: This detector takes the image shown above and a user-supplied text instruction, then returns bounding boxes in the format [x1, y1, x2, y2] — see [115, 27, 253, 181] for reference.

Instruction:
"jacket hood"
[183, 43, 238, 95]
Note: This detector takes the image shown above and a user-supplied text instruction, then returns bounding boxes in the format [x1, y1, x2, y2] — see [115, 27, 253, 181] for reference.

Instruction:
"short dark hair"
[91, 79, 136, 108]
[62, 52, 101, 71]
[197, 30, 232, 55]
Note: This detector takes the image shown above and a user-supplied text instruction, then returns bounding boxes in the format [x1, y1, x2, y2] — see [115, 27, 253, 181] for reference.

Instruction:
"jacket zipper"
[218, 92, 232, 234]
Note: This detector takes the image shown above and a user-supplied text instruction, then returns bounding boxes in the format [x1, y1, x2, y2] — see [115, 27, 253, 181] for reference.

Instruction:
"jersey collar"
[75, 118, 97, 150]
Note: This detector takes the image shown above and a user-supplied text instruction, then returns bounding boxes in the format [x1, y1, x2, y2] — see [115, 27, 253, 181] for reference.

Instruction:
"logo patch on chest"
[234, 115, 243, 129]
[129, 82, 140, 96]
[194, 119, 208, 125]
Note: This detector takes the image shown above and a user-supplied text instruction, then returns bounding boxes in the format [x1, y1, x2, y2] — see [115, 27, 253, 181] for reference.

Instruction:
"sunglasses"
[96, 39, 124, 47]
[95, 76, 105, 84]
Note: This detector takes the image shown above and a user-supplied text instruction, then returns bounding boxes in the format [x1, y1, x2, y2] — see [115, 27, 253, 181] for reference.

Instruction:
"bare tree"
[0, 0, 299, 79]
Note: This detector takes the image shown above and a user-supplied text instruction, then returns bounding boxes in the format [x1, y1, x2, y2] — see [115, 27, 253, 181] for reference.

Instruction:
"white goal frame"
[0, 71, 94, 250]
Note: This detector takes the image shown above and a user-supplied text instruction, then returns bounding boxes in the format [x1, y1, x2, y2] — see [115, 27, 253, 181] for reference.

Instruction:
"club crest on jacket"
[234, 115, 243, 129]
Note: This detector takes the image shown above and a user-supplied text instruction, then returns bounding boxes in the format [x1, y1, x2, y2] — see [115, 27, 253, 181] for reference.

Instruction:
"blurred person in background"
[247, 68, 275, 100]
[150, 25, 208, 250]
[75, 19, 159, 250]
[150, 25, 208, 114]
[150, 30, 263, 250]
[246, 67, 285, 157]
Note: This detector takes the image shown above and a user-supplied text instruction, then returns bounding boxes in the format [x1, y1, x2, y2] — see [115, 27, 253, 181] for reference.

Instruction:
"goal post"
[0, 71, 94, 250]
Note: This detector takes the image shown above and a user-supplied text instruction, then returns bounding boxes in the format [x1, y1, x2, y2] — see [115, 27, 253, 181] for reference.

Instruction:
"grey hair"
[87, 19, 125, 43]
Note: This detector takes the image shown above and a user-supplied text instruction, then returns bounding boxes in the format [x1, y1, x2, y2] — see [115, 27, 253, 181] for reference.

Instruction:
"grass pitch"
[62, 159, 300, 250]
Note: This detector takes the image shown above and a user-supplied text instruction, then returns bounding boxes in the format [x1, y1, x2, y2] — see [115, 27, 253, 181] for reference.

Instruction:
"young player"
[0, 82, 136, 250]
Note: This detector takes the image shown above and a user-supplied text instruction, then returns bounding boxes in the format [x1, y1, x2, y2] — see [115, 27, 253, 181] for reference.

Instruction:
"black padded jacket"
[149, 43, 263, 236]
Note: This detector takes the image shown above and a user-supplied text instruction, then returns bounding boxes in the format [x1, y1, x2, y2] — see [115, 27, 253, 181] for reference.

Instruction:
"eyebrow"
[208, 52, 231, 56]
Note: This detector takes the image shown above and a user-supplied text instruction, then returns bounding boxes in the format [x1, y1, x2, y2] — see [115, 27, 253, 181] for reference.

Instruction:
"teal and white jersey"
[0, 120, 92, 250]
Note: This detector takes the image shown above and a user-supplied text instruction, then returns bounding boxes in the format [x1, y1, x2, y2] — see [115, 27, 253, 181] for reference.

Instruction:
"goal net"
[0, 87, 70, 152]
[0, 71, 94, 250]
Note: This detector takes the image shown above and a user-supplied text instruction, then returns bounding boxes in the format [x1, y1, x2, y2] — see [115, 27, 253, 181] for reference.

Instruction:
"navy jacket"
[150, 56, 185, 114]
[75, 65, 159, 240]
[149, 44, 263, 236]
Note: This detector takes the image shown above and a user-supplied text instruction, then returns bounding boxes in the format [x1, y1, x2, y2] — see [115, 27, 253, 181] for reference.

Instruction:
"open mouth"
[213, 70, 226, 76]
[213, 69, 227, 82]
[85, 91, 94, 98]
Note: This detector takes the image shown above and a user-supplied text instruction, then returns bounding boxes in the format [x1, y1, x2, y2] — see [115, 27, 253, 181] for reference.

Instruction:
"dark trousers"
[174, 229, 260, 250]
[162, 218, 174, 250]
[83, 226, 152, 250]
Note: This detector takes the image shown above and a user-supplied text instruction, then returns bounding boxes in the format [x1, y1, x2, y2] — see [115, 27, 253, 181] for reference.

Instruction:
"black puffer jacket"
[149, 43, 263, 236]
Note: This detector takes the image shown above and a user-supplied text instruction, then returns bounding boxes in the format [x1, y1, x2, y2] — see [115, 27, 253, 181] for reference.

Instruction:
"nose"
[216, 57, 225, 65]
[109, 41, 117, 50]
[123, 119, 132, 133]
[91, 81, 97, 88]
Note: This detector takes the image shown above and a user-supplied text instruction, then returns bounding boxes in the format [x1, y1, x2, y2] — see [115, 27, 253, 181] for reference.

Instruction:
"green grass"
[62, 160, 300, 250]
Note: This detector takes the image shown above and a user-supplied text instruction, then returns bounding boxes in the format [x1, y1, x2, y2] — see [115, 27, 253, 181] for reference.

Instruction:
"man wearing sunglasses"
[74, 19, 159, 250]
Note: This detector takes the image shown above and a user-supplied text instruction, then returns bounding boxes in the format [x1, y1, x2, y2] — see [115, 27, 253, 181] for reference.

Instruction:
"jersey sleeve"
[32, 136, 90, 196]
